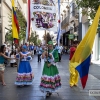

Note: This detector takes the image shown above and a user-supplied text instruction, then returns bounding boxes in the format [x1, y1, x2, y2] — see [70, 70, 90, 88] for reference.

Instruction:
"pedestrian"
[69, 41, 79, 87]
[15, 45, 34, 86]
[10, 51, 16, 67]
[0, 45, 11, 86]
[37, 45, 43, 62]
[16, 47, 21, 71]
[40, 41, 61, 98]
[29, 44, 34, 58]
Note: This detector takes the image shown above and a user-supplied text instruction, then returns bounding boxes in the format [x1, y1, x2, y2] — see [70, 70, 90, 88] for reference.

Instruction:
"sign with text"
[89, 90, 100, 96]
[31, 0, 57, 31]
[68, 34, 74, 39]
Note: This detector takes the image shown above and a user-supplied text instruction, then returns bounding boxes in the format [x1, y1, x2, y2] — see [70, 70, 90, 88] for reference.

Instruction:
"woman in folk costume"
[40, 41, 61, 97]
[15, 45, 34, 86]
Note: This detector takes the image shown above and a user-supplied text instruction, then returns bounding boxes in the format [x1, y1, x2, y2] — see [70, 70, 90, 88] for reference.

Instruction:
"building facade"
[61, 0, 100, 61]
[61, 0, 79, 47]
[0, 0, 27, 46]
[0, 0, 2, 45]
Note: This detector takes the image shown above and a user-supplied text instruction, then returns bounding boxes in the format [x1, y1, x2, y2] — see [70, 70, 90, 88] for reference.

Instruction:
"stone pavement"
[0, 54, 100, 100]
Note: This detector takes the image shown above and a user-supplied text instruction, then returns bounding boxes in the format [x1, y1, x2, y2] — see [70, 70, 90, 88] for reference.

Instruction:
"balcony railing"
[61, 16, 69, 28]
[22, 0, 27, 3]
[74, 7, 79, 18]
[70, 6, 79, 18]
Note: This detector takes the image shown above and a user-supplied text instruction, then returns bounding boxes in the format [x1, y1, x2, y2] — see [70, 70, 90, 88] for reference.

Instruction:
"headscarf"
[22, 45, 27, 50]
[48, 41, 53, 45]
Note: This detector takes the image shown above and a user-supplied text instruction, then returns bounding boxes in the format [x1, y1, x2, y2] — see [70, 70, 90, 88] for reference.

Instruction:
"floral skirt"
[15, 61, 34, 85]
[40, 63, 61, 92]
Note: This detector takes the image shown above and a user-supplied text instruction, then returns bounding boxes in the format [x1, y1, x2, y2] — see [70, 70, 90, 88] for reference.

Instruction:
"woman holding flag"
[69, 41, 79, 87]
[40, 41, 61, 98]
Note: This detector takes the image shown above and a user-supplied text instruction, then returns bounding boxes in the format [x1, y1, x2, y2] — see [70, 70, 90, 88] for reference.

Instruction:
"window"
[70, 2, 75, 18]
[0, 7, 1, 18]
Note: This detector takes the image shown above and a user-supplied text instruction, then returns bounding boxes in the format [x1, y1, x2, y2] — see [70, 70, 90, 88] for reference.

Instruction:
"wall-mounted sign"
[68, 34, 74, 39]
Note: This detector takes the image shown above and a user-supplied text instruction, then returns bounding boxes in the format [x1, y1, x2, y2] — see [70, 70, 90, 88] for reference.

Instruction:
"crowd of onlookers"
[2, 42, 70, 67]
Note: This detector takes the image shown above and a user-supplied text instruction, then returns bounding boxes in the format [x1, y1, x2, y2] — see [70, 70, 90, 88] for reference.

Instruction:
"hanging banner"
[31, 0, 57, 31]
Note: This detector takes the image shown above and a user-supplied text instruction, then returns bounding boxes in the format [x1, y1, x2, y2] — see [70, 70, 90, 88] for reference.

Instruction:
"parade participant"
[15, 45, 34, 86]
[37, 45, 43, 62]
[40, 41, 61, 98]
[69, 41, 79, 87]
[16, 47, 21, 71]
[10, 51, 16, 67]
[30, 44, 34, 58]
[0, 45, 10, 86]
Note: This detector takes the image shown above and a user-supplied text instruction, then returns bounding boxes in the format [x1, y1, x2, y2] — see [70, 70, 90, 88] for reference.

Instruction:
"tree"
[37, 39, 42, 45]
[29, 31, 39, 45]
[75, 0, 100, 20]
[6, 9, 26, 43]
[43, 32, 51, 44]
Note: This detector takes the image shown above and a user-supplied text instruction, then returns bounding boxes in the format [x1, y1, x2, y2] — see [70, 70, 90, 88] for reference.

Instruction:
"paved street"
[0, 54, 100, 100]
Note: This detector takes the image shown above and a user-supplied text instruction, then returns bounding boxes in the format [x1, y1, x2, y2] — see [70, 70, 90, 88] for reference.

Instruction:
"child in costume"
[40, 41, 61, 97]
[15, 45, 34, 86]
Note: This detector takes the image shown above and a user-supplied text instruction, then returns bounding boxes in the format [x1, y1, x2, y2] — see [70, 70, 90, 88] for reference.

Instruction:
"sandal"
[70, 85, 73, 88]
[74, 84, 77, 87]
[46, 93, 50, 97]
[2, 83, 6, 86]
[49, 93, 52, 96]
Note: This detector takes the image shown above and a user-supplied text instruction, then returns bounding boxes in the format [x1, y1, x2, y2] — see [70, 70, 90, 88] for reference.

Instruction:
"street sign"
[68, 34, 74, 39]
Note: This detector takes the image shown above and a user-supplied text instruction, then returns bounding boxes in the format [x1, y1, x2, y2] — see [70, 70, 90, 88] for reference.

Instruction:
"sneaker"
[46, 93, 50, 98]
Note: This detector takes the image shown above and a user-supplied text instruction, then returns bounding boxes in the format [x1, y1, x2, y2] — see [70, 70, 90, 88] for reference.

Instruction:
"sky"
[36, 30, 56, 40]
[36, 30, 45, 40]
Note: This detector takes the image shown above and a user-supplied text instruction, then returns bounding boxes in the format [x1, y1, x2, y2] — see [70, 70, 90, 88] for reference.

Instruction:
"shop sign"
[68, 34, 74, 39]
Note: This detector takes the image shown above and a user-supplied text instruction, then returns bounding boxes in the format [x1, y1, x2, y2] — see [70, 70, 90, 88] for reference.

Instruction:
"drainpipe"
[0, 0, 3, 46]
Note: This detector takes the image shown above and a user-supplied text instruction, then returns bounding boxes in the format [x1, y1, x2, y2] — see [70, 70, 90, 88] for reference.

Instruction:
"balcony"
[22, 0, 27, 3]
[74, 7, 79, 18]
[61, 16, 69, 29]
[69, 6, 79, 22]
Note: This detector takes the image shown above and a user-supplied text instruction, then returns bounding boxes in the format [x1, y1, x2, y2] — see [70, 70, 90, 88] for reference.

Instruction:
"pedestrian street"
[0, 54, 100, 100]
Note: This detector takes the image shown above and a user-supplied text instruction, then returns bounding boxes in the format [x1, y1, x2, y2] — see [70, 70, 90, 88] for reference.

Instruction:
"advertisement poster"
[31, 0, 57, 31]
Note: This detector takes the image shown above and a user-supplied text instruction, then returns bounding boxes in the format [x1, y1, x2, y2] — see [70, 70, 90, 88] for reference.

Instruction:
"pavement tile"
[0, 55, 100, 100]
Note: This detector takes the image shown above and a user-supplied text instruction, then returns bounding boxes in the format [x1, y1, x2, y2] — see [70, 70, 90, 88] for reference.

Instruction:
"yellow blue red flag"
[70, 6, 100, 89]
[12, 0, 19, 43]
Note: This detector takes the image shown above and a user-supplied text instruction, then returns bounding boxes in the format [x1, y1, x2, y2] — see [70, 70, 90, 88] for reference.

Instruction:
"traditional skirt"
[15, 61, 34, 85]
[40, 62, 61, 92]
[0, 64, 5, 71]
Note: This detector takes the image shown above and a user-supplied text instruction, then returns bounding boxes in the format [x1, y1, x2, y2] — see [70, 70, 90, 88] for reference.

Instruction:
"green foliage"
[6, 10, 26, 42]
[75, 0, 100, 19]
[29, 31, 40, 45]
[37, 39, 41, 45]
[43, 32, 51, 44]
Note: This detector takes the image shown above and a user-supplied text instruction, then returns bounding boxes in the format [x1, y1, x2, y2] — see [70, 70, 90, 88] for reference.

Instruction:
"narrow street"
[0, 54, 100, 100]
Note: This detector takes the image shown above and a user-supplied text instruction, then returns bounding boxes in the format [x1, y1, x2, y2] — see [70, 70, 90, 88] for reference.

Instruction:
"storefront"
[62, 31, 70, 46]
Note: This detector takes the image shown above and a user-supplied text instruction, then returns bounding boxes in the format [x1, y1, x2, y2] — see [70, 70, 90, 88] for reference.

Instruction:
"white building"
[0, 0, 27, 46]
[60, 0, 100, 61]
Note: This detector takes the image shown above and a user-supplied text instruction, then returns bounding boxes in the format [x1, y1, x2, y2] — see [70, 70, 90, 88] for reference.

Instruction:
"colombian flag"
[12, 0, 19, 44]
[70, 6, 100, 89]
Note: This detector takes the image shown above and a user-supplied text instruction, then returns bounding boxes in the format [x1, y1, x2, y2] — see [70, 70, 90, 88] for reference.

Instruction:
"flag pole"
[12, 38, 13, 52]
[57, 0, 61, 46]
